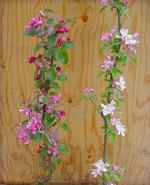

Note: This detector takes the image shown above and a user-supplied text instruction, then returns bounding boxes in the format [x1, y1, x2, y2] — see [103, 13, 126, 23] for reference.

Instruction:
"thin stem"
[117, 9, 122, 33]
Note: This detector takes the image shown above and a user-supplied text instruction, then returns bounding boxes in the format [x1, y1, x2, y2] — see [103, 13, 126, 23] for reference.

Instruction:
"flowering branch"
[17, 9, 73, 185]
[83, 1, 139, 185]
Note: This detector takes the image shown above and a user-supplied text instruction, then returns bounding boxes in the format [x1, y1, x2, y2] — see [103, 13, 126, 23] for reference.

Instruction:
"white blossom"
[114, 76, 126, 91]
[101, 100, 116, 116]
[91, 159, 109, 177]
[111, 117, 126, 136]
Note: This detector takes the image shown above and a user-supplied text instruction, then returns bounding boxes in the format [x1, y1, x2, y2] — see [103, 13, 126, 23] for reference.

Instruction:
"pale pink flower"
[17, 127, 30, 145]
[50, 95, 61, 104]
[101, 56, 115, 71]
[101, 100, 116, 116]
[19, 108, 32, 117]
[83, 88, 95, 94]
[112, 164, 121, 172]
[91, 159, 109, 177]
[100, 32, 113, 41]
[114, 76, 126, 91]
[45, 105, 53, 113]
[111, 117, 126, 136]
[120, 28, 139, 53]
[100, 0, 111, 6]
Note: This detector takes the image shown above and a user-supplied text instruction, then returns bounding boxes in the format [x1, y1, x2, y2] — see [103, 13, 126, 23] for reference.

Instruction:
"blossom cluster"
[100, 28, 139, 54]
[91, 159, 124, 185]
[17, 10, 73, 184]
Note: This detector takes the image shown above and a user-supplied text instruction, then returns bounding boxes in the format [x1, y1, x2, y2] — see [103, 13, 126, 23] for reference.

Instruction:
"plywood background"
[0, 0, 150, 184]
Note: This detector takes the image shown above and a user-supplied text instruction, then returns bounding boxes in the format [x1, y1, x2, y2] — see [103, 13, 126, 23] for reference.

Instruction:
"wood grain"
[0, 0, 150, 184]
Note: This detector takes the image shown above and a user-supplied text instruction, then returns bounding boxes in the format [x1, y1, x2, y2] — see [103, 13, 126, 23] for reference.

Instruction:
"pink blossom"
[56, 26, 69, 33]
[26, 16, 44, 31]
[101, 100, 116, 116]
[100, 32, 113, 41]
[45, 105, 53, 113]
[17, 127, 30, 145]
[101, 56, 114, 71]
[48, 145, 59, 156]
[56, 35, 67, 47]
[57, 111, 65, 119]
[50, 95, 61, 104]
[91, 159, 109, 177]
[26, 114, 43, 135]
[19, 108, 32, 117]
[112, 164, 121, 172]
[83, 88, 95, 94]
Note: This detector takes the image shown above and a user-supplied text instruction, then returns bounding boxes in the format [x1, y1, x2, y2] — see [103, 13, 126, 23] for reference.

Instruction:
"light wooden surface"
[0, 0, 150, 184]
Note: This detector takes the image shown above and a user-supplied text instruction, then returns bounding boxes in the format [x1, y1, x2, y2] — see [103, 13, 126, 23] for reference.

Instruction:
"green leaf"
[48, 34, 56, 46]
[50, 82, 60, 92]
[103, 172, 111, 182]
[111, 173, 122, 182]
[58, 73, 67, 81]
[63, 42, 74, 49]
[44, 48, 54, 58]
[55, 48, 69, 64]
[47, 18, 55, 25]
[58, 144, 69, 154]
[32, 132, 42, 143]
[116, 51, 128, 65]
[60, 121, 70, 131]
[51, 158, 62, 166]
[111, 67, 122, 78]
[35, 80, 42, 88]
[43, 113, 56, 128]
[111, 37, 121, 52]
[43, 95, 49, 104]
[103, 115, 111, 124]
[39, 147, 47, 160]
[33, 43, 42, 53]
[48, 66, 57, 81]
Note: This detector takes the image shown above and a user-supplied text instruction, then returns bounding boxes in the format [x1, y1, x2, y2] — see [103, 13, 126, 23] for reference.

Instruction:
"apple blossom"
[101, 100, 116, 116]
[91, 159, 109, 177]
[114, 76, 126, 91]
[111, 117, 126, 136]
[17, 127, 30, 145]
[101, 56, 115, 71]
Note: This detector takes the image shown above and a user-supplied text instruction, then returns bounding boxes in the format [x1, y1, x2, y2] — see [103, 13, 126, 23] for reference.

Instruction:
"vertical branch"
[102, 8, 122, 185]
